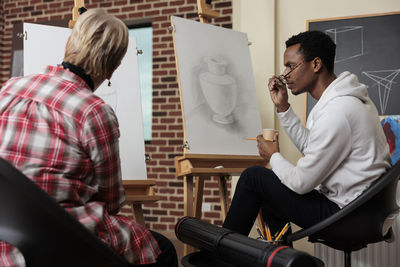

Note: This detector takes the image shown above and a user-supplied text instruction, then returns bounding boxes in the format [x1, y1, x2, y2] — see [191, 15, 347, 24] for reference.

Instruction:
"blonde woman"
[0, 8, 177, 267]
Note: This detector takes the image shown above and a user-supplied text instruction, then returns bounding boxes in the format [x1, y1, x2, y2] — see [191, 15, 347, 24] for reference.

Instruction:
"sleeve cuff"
[269, 152, 282, 169]
[276, 106, 294, 119]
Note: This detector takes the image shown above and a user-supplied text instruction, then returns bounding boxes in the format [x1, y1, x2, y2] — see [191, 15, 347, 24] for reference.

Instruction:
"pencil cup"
[262, 128, 278, 141]
[256, 238, 284, 246]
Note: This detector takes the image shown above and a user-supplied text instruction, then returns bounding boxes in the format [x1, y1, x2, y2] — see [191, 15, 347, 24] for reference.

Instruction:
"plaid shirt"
[0, 66, 160, 266]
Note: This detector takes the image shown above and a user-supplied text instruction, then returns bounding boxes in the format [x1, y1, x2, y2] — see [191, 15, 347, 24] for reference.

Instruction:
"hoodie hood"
[308, 71, 371, 127]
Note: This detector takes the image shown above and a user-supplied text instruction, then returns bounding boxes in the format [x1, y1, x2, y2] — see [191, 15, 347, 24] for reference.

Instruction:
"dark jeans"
[223, 166, 340, 242]
[131, 230, 178, 267]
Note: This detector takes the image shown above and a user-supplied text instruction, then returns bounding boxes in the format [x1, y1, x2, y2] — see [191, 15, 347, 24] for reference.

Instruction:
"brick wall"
[0, 2, 6, 81]
[0, 0, 233, 231]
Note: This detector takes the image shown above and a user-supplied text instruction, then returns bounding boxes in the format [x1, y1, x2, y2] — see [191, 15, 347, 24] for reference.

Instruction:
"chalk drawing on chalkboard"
[326, 26, 364, 63]
[362, 69, 400, 115]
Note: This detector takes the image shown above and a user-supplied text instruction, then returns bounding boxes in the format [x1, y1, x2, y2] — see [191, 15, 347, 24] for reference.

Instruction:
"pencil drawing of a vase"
[199, 56, 237, 124]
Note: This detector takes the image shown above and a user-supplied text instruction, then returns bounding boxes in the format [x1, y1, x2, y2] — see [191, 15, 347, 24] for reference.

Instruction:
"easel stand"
[68, 0, 85, 28]
[175, 154, 266, 254]
[171, 0, 267, 255]
[196, 0, 220, 23]
[123, 180, 160, 226]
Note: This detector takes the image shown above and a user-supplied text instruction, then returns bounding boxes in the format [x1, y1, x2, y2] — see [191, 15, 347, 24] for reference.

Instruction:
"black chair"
[286, 161, 400, 267]
[0, 158, 131, 267]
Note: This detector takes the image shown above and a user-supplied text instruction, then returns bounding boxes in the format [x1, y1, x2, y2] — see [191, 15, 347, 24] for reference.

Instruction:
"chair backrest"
[0, 158, 130, 267]
[287, 161, 400, 251]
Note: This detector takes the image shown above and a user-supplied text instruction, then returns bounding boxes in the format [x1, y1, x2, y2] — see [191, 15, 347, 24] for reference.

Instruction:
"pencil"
[245, 138, 274, 142]
[256, 210, 266, 239]
[256, 226, 265, 240]
[265, 224, 272, 241]
[274, 223, 289, 243]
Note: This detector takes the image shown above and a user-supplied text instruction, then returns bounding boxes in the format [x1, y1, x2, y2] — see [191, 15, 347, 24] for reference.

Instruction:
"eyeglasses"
[279, 61, 303, 84]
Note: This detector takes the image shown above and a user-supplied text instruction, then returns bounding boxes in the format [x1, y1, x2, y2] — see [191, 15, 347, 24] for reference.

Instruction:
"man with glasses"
[223, 31, 391, 244]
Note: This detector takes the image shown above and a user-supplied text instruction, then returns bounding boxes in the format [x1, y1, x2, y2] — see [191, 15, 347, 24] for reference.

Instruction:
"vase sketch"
[199, 56, 237, 124]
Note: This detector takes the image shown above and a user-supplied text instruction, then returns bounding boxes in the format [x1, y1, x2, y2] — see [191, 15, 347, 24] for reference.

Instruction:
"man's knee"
[237, 166, 281, 191]
[239, 166, 275, 184]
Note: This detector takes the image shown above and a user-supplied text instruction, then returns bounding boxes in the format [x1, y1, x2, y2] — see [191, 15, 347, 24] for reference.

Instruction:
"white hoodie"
[270, 71, 391, 208]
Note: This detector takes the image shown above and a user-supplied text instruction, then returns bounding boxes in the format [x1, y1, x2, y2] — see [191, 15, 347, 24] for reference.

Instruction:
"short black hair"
[285, 31, 336, 73]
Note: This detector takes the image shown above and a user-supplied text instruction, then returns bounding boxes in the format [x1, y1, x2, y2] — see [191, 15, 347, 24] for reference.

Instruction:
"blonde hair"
[64, 8, 129, 80]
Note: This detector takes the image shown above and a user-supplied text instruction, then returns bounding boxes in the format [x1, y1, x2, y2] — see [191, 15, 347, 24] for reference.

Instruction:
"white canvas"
[23, 23, 147, 180]
[172, 16, 262, 155]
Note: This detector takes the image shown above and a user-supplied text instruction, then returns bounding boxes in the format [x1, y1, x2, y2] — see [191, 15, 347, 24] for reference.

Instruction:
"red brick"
[161, 203, 176, 209]
[152, 209, 168, 215]
[170, 210, 184, 216]
[160, 217, 176, 223]
[152, 224, 167, 230]
[129, 12, 144, 18]
[154, 70, 168, 76]
[153, 2, 168, 8]
[162, 8, 177, 15]
[154, 43, 167, 49]
[145, 10, 160, 16]
[115, 0, 128, 5]
[178, 6, 194, 12]
[160, 174, 176, 179]
[5, 3, 17, 8]
[168, 97, 181, 103]
[138, 4, 151, 10]
[10, 8, 23, 14]
[153, 125, 167, 130]
[204, 212, 221, 218]
[161, 49, 174, 55]
[159, 188, 175, 194]
[122, 6, 136, 12]
[144, 216, 159, 222]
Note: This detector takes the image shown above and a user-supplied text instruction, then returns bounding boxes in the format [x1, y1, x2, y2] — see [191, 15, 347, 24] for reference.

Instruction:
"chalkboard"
[306, 12, 400, 116]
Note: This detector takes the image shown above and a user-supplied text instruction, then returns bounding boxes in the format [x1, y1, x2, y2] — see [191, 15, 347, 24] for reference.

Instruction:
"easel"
[68, 0, 85, 28]
[68, 0, 160, 226]
[172, 0, 267, 255]
[122, 180, 160, 226]
[197, 0, 220, 23]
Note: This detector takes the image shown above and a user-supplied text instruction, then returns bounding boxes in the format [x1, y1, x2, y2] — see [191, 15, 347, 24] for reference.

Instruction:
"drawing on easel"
[198, 56, 237, 124]
[172, 16, 261, 155]
[23, 22, 147, 180]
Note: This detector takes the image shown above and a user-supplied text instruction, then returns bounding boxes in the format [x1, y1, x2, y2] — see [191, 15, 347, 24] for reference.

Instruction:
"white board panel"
[23, 23, 146, 180]
[172, 16, 262, 155]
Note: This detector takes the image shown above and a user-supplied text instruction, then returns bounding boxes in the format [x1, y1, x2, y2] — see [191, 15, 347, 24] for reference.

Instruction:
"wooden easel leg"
[184, 175, 195, 255]
[131, 203, 145, 226]
[218, 175, 229, 220]
[194, 176, 205, 218]
[184, 175, 194, 217]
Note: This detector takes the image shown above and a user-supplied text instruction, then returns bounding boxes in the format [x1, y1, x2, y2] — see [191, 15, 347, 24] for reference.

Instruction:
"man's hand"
[257, 133, 280, 160]
[268, 76, 290, 113]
